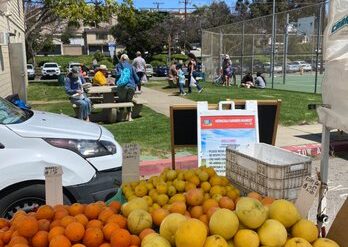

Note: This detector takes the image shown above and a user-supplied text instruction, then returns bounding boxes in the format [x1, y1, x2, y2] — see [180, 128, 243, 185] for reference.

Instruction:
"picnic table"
[86, 86, 134, 123]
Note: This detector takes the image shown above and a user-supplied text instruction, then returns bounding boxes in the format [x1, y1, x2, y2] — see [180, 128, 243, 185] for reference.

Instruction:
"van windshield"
[0, 97, 30, 124]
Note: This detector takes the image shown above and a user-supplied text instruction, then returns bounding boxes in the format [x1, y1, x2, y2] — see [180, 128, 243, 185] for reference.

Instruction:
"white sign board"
[197, 101, 259, 175]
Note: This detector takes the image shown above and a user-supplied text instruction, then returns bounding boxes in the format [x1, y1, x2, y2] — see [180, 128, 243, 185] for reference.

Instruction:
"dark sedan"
[154, 66, 169, 77]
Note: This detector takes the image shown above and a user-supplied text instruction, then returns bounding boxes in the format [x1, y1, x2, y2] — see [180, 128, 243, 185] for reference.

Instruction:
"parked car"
[145, 64, 153, 78]
[274, 64, 283, 73]
[286, 62, 301, 73]
[27, 64, 35, 80]
[295, 61, 312, 72]
[154, 66, 168, 77]
[0, 97, 122, 218]
[41, 62, 61, 79]
[67, 62, 82, 73]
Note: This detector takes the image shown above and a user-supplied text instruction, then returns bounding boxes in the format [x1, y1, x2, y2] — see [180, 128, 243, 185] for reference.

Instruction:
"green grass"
[28, 81, 67, 102]
[145, 81, 322, 126]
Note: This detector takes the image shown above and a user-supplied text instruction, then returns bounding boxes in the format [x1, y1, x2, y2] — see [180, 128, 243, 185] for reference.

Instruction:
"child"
[177, 64, 186, 96]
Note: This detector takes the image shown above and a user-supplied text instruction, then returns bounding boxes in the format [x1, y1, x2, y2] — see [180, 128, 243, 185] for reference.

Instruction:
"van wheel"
[0, 184, 71, 219]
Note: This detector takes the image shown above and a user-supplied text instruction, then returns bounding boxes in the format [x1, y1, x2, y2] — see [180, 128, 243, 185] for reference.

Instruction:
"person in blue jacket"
[115, 54, 140, 121]
[65, 67, 91, 121]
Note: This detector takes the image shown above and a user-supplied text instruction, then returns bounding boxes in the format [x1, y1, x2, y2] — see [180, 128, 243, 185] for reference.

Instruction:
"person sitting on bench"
[65, 67, 91, 121]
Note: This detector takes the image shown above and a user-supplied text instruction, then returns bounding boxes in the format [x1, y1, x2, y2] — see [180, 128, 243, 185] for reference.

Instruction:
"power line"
[179, 0, 192, 51]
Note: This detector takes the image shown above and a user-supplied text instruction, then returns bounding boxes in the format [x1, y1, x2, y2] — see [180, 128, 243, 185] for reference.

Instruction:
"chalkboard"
[170, 100, 281, 147]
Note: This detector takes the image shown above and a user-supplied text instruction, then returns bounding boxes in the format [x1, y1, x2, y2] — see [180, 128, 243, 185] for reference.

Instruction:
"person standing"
[132, 51, 146, 92]
[116, 54, 140, 121]
[187, 53, 203, 94]
[177, 64, 186, 96]
[65, 67, 91, 121]
[168, 61, 178, 87]
[222, 55, 232, 87]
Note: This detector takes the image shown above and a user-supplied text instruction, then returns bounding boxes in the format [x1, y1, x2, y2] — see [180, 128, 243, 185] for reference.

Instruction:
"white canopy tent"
[316, 0, 348, 233]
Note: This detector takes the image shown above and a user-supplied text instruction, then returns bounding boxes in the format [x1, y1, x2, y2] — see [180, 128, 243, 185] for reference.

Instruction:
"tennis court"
[265, 72, 324, 93]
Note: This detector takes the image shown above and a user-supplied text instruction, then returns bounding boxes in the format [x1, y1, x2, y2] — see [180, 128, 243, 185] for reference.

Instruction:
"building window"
[96, 33, 108, 40]
[0, 46, 4, 71]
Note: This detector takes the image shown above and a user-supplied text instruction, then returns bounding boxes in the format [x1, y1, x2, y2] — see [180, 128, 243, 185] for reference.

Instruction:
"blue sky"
[133, 0, 236, 10]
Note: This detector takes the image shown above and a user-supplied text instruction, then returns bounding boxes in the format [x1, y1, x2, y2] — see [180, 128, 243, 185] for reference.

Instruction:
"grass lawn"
[28, 82, 172, 158]
[145, 80, 322, 126]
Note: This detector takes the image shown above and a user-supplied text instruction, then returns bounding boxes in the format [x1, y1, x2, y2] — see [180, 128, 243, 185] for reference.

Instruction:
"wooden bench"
[92, 102, 134, 123]
[132, 98, 148, 118]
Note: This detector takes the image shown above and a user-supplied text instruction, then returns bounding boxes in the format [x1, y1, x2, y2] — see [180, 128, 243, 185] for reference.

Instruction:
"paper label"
[122, 144, 140, 183]
[44, 166, 63, 177]
[295, 176, 321, 218]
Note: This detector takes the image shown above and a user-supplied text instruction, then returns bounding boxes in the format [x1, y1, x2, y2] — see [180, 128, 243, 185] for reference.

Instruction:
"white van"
[0, 97, 122, 218]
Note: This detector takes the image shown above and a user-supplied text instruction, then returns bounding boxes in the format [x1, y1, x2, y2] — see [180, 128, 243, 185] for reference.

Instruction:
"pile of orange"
[0, 201, 142, 247]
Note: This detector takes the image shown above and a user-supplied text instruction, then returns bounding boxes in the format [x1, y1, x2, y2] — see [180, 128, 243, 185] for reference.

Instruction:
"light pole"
[270, 0, 276, 89]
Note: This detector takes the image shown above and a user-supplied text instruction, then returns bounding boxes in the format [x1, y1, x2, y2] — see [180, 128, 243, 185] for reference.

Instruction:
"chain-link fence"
[201, 2, 327, 93]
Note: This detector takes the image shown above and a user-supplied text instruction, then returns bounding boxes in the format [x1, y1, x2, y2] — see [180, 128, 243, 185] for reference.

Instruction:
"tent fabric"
[317, 0, 348, 132]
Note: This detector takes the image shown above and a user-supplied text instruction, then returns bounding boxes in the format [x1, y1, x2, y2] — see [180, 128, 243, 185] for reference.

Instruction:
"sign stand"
[44, 166, 63, 206]
[122, 144, 140, 183]
[197, 100, 259, 175]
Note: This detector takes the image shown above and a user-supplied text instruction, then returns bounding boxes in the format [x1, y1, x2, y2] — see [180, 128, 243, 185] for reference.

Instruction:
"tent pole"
[317, 125, 330, 236]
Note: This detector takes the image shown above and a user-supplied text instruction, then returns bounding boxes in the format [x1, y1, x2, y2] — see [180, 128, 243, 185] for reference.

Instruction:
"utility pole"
[179, 0, 191, 52]
[270, 0, 276, 89]
[153, 2, 163, 11]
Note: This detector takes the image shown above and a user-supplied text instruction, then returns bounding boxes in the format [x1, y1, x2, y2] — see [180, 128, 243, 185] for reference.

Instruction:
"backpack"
[117, 64, 131, 87]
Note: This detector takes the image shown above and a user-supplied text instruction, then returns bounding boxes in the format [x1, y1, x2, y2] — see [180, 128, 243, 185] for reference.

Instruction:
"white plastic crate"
[226, 143, 312, 200]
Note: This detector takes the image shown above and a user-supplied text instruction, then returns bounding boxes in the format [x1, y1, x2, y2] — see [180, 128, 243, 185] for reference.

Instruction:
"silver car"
[286, 63, 301, 73]
[146, 64, 153, 78]
[27, 64, 35, 80]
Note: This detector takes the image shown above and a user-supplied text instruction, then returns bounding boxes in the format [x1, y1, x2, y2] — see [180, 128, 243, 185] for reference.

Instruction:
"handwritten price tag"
[295, 176, 321, 218]
[44, 166, 63, 177]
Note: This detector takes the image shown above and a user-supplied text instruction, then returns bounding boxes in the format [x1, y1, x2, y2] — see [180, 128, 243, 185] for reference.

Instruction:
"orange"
[82, 227, 104, 247]
[186, 189, 204, 206]
[37, 219, 50, 232]
[48, 226, 65, 241]
[0, 219, 9, 229]
[207, 207, 219, 220]
[74, 214, 89, 227]
[54, 209, 69, 220]
[151, 208, 169, 226]
[219, 196, 235, 210]
[31, 230, 49, 247]
[202, 199, 219, 213]
[110, 228, 131, 247]
[36, 205, 55, 220]
[49, 220, 61, 230]
[169, 202, 186, 215]
[49, 235, 71, 247]
[16, 216, 39, 238]
[102, 223, 119, 241]
[106, 215, 127, 229]
[108, 202, 121, 214]
[65, 222, 85, 242]
[190, 206, 204, 219]
[8, 236, 28, 246]
[130, 235, 141, 246]
[98, 208, 114, 223]
[199, 214, 209, 225]
[60, 216, 76, 228]
[84, 204, 102, 220]
[68, 203, 85, 216]
[247, 192, 262, 201]
[86, 220, 103, 229]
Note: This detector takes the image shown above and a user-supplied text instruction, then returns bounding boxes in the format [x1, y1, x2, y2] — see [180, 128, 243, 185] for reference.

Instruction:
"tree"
[25, 0, 133, 63]
[110, 10, 168, 58]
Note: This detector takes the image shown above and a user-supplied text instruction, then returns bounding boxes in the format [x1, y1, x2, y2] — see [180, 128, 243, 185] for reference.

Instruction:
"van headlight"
[44, 138, 116, 158]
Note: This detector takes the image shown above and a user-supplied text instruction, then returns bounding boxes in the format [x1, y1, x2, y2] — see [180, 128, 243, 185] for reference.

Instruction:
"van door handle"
[0, 143, 5, 149]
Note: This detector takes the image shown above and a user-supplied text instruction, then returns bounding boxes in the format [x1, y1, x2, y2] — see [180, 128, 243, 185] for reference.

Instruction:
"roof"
[84, 27, 110, 34]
